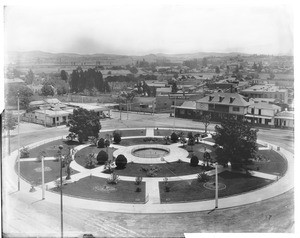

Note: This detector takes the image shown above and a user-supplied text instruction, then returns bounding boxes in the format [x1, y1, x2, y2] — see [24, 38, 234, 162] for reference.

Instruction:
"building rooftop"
[249, 101, 281, 110]
[275, 111, 294, 119]
[175, 101, 196, 110]
[242, 84, 287, 93]
[64, 102, 109, 111]
[5, 78, 25, 84]
[197, 92, 250, 107]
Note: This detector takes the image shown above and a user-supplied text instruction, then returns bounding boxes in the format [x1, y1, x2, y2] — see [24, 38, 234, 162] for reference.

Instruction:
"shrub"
[190, 155, 199, 167]
[89, 136, 98, 146]
[197, 172, 210, 182]
[135, 176, 143, 185]
[163, 177, 170, 192]
[96, 150, 108, 165]
[170, 132, 179, 143]
[97, 138, 105, 148]
[85, 153, 96, 169]
[66, 132, 77, 141]
[115, 154, 127, 169]
[146, 166, 159, 177]
[113, 131, 122, 144]
[104, 161, 114, 173]
[164, 136, 170, 145]
[104, 139, 110, 148]
[20, 147, 30, 158]
[201, 133, 208, 138]
[107, 172, 119, 185]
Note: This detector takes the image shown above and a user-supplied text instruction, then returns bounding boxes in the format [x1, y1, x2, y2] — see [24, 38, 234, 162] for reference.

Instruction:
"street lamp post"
[126, 100, 129, 120]
[41, 155, 45, 200]
[17, 92, 20, 191]
[215, 162, 218, 209]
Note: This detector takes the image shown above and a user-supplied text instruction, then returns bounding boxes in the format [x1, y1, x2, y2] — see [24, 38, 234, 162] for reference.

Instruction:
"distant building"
[240, 84, 288, 103]
[245, 100, 281, 126]
[274, 111, 294, 128]
[23, 98, 111, 127]
[156, 92, 204, 112]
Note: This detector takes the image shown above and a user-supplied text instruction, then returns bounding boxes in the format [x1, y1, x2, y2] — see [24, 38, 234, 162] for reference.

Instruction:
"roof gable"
[197, 93, 250, 107]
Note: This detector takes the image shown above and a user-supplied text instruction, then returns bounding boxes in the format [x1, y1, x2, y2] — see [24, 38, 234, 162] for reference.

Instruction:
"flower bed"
[114, 162, 205, 177]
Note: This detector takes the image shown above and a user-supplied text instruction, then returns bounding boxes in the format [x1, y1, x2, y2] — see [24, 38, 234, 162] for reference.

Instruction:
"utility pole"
[17, 92, 20, 191]
[173, 96, 176, 130]
[59, 145, 64, 238]
[215, 162, 218, 209]
[126, 100, 129, 120]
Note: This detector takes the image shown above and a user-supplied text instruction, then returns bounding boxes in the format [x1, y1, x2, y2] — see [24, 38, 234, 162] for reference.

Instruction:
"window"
[232, 107, 240, 112]
[251, 108, 254, 114]
[258, 109, 261, 115]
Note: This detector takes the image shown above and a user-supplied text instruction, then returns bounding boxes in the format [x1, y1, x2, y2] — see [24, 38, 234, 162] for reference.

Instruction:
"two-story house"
[195, 92, 251, 121]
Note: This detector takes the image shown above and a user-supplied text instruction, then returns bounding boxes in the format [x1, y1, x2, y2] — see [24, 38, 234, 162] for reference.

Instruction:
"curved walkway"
[4, 128, 294, 214]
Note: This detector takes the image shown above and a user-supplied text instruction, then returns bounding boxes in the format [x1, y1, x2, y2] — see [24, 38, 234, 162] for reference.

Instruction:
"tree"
[25, 69, 35, 84]
[171, 81, 178, 93]
[97, 138, 105, 148]
[116, 154, 127, 169]
[41, 84, 55, 96]
[187, 133, 195, 151]
[3, 111, 17, 154]
[202, 57, 208, 67]
[6, 85, 33, 110]
[215, 66, 220, 74]
[129, 66, 138, 74]
[60, 70, 68, 81]
[67, 108, 101, 143]
[213, 116, 258, 170]
[201, 114, 211, 134]
[97, 150, 108, 165]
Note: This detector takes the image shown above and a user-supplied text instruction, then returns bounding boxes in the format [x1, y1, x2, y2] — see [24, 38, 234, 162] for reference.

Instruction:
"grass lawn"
[247, 150, 287, 176]
[99, 129, 146, 139]
[160, 170, 274, 203]
[26, 139, 80, 159]
[52, 176, 146, 203]
[75, 145, 116, 168]
[117, 137, 166, 146]
[18, 160, 79, 186]
[113, 162, 205, 177]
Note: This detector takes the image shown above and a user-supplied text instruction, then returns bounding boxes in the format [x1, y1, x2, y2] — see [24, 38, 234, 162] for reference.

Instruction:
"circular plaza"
[11, 127, 293, 214]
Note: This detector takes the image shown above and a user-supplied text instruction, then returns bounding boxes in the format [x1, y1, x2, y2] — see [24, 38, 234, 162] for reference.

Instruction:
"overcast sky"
[4, 1, 294, 55]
